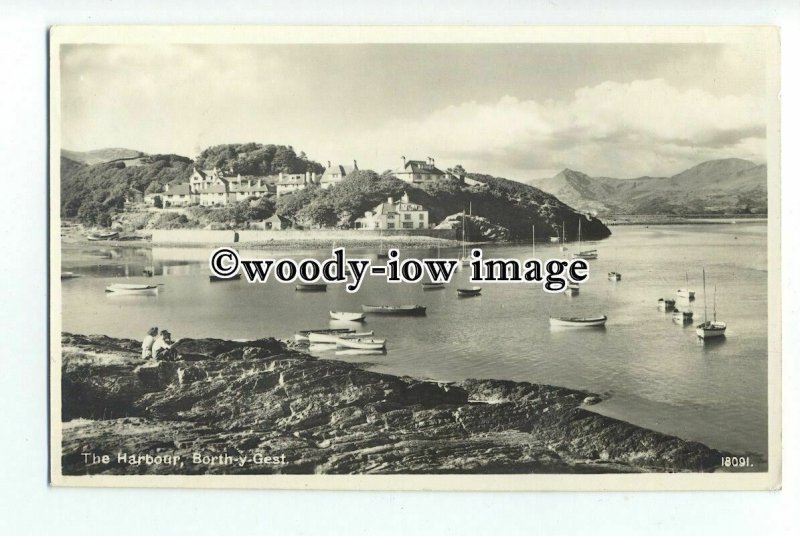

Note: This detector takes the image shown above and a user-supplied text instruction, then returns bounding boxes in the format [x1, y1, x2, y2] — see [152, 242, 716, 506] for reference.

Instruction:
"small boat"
[421, 282, 445, 289]
[105, 283, 159, 295]
[672, 309, 694, 323]
[361, 304, 427, 316]
[571, 219, 598, 259]
[608, 272, 622, 281]
[329, 311, 366, 321]
[295, 283, 327, 291]
[564, 283, 580, 296]
[210, 273, 242, 282]
[60, 272, 79, 280]
[457, 286, 482, 296]
[308, 343, 337, 352]
[696, 269, 727, 339]
[294, 328, 355, 342]
[677, 272, 696, 299]
[549, 315, 607, 328]
[86, 231, 119, 241]
[336, 348, 386, 356]
[549, 236, 560, 243]
[657, 298, 676, 311]
[308, 331, 374, 344]
[336, 337, 386, 350]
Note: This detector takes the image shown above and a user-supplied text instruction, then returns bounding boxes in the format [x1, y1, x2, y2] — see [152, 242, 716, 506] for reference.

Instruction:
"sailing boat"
[677, 271, 696, 300]
[531, 224, 536, 258]
[560, 220, 568, 252]
[571, 218, 598, 260]
[377, 230, 388, 259]
[459, 208, 470, 267]
[696, 268, 727, 339]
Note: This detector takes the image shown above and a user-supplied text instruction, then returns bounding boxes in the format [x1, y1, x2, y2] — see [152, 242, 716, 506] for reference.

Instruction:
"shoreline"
[57, 332, 749, 475]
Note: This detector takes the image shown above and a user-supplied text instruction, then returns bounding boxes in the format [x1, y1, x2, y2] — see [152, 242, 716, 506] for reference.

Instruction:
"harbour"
[60, 222, 768, 459]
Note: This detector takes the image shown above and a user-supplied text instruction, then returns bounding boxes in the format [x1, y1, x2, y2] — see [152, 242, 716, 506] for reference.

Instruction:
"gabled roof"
[165, 183, 192, 196]
[321, 164, 356, 182]
[396, 160, 445, 175]
[202, 183, 228, 194]
[266, 214, 292, 225]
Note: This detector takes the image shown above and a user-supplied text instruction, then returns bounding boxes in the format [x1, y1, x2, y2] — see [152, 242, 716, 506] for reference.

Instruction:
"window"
[404, 214, 411, 220]
[418, 213, 424, 219]
[403, 222, 413, 229]
[387, 223, 395, 229]
[418, 222, 425, 228]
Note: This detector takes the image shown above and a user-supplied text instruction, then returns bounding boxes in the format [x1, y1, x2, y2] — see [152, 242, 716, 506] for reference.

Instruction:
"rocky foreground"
[60, 333, 725, 475]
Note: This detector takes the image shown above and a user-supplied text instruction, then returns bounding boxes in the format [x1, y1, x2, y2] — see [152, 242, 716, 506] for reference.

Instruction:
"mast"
[702, 267, 708, 323]
[578, 218, 582, 251]
[461, 210, 467, 258]
[713, 284, 717, 322]
[532, 224, 535, 258]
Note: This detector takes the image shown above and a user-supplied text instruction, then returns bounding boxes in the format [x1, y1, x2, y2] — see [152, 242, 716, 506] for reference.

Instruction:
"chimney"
[402, 192, 409, 203]
[402, 156, 406, 167]
[353, 159, 358, 170]
[431, 157, 435, 166]
[327, 161, 331, 168]
[427, 157, 432, 164]
[388, 196, 394, 205]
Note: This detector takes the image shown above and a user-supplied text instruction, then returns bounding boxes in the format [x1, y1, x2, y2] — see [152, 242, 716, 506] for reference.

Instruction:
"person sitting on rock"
[153, 329, 178, 361]
[141, 327, 158, 359]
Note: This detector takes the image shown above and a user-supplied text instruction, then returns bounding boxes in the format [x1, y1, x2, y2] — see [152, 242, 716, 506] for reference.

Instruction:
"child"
[141, 327, 158, 359]
[153, 329, 177, 361]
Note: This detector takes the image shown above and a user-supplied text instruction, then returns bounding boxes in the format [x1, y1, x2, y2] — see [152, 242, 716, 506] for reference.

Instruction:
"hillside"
[61, 148, 145, 165]
[534, 159, 767, 216]
[59, 145, 611, 241]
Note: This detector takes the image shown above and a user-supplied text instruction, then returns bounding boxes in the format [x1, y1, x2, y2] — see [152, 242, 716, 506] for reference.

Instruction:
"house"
[393, 156, 446, 184]
[275, 171, 318, 197]
[258, 213, 293, 230]
[355, 192, 429, 230]
[319, 160, 358, 189]
[158, 167, 277, 207]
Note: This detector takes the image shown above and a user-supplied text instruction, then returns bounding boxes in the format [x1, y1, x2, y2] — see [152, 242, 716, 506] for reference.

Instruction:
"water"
[60, 223, 769, 459]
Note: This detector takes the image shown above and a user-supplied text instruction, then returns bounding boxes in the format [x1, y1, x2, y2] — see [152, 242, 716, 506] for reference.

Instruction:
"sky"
[60, 42, 768, 180]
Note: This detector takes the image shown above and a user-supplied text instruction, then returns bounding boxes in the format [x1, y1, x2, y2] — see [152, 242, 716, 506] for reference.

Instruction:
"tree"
[153, 195, 163, 209]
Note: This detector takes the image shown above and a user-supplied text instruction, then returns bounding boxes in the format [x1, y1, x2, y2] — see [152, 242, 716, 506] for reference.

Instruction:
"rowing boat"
[293, 328, 355, 342]
[361, 304, 426, 315]
[295, 283, 327, 291]
[335, 337, 386, 350]
[457, 286, 482, 296]
[308, 331, 374, 344]
[421, 282, 445, 289]
[329, 311, 366, 321]
[549, 315, 607, 328]
[105, 283, 159, 295]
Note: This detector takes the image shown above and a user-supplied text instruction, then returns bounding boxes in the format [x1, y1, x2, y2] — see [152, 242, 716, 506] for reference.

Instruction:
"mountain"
[61, 148, 146, 165]
[534, 159, 767, 216]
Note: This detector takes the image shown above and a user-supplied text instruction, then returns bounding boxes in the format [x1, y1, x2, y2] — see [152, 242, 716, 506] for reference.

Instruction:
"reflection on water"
[61, 223, 769, 458]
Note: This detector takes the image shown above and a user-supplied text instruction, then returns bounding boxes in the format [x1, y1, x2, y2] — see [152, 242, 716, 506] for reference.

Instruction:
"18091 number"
[720, 456, 753, 468]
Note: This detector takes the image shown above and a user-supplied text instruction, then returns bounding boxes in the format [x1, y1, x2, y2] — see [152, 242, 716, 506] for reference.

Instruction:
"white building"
[355, 192, 429, 230]
[319, 160, 358, 189]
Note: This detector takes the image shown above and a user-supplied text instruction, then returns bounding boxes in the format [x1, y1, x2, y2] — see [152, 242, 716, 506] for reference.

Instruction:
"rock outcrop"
[59, 333, 727, 475]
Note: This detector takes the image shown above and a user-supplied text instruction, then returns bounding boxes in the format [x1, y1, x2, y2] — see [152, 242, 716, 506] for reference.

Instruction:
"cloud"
[365, 79, 766, 179]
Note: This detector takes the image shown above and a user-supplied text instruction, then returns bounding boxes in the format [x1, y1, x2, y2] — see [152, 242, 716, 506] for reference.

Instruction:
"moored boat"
[105, 283, 159, 295]
[672, 309, 694, 323]
[564, 283, 580, 296]
[696, 268, 726, 339]
[329, 310, 366, 321]
[209, 273, 242, 282]
[608, 272, 622, 281]
[361, 304, 426, 315]
[335, 337, 386, 350]
[336, 348, 387, 356]
[571, 219, 598, 260]
[295, 283, 327, 291]
[421, 282, 445, 289]
[294, 328, 355, 342]
[86, 231, 119, 241]
[60, 272, 79, 280]
[677, 271, 696, 299]
[308, 331, 374, 344]
[657, 298, 676, 311]
[549, 315, 607, 328]
[457, 286, 482, 296]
